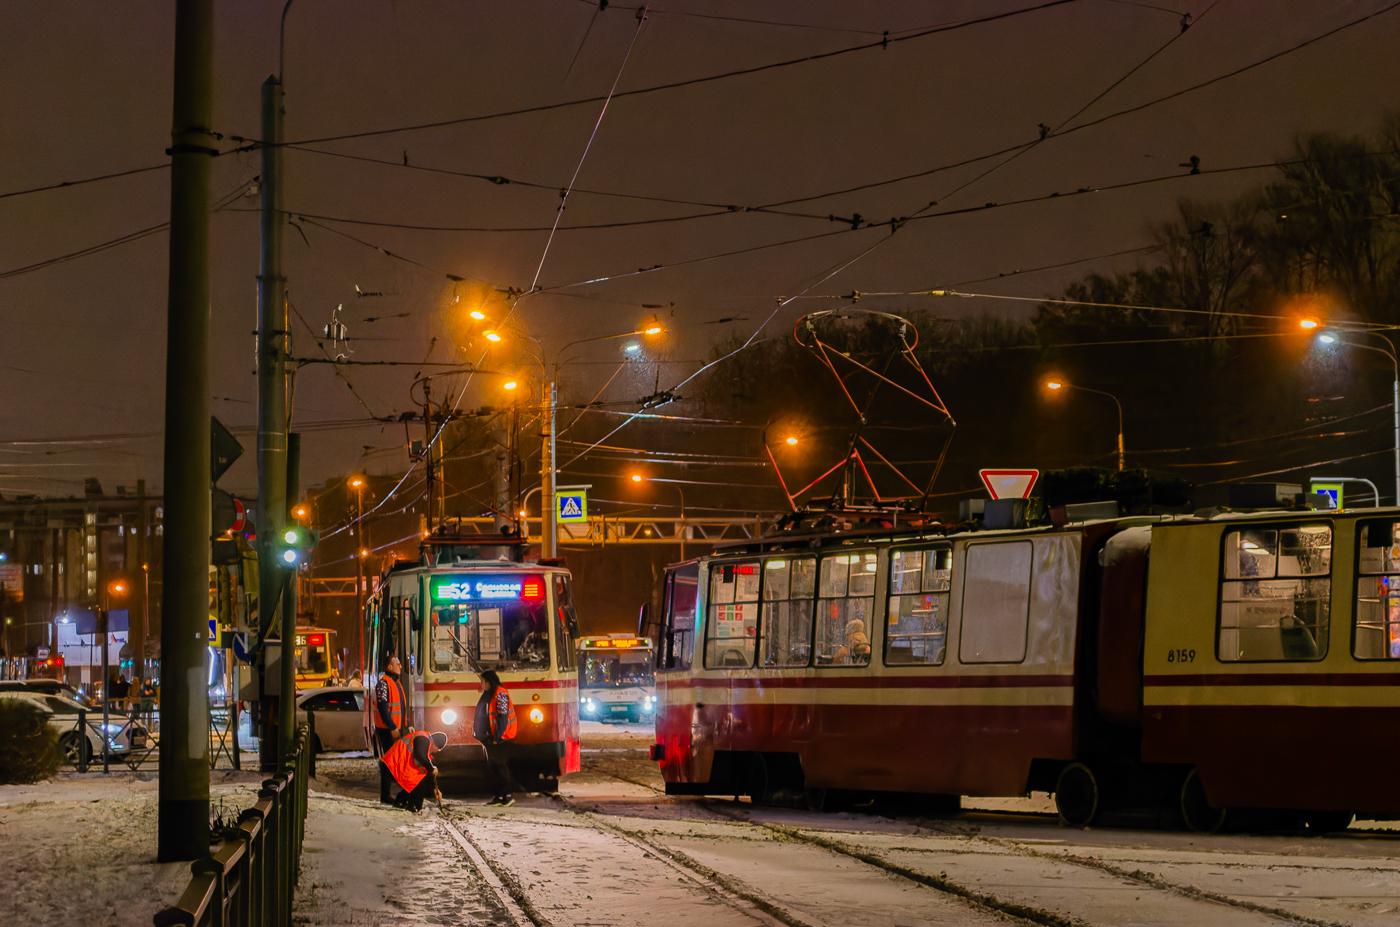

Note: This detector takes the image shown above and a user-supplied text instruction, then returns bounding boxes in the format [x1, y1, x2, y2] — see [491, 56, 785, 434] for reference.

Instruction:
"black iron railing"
[153, 724, 312, 927]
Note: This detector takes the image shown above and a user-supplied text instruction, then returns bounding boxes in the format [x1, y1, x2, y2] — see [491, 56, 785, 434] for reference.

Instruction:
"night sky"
[4, 0, 1399, 499]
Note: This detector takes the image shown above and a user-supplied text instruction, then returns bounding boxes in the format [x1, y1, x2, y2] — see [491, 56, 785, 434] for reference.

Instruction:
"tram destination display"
[430, 574, 545, 605]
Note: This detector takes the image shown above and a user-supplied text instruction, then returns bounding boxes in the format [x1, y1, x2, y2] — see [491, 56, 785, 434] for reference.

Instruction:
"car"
[295, 686, 368, 753]
[0, 679, 98, 709]
[0, 689, 147, 765]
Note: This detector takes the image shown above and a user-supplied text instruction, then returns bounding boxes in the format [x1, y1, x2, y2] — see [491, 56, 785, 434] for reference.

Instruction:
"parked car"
[0, 679, 98, 709]
[296, 686, 367, 754]
[0, 689, 147, 764]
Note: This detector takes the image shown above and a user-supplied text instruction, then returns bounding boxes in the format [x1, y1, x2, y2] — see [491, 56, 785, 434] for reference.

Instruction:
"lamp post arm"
[1347, 336, 1400, 506]
[1066, 384, 1125, 470]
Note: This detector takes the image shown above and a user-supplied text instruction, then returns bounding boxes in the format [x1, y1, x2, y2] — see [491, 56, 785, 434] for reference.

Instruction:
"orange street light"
[1045, 378, 1064, 390]
[359, 548, 370, 559]
[349, 476, 364, 489]
[503, 380, 518, 391]
[630, 474, 643, 483]
[1300, 318, 1320, 330]
[484, 330, 502, 342]
[469, 310, 486, 321]
[784, 436, 799, 446]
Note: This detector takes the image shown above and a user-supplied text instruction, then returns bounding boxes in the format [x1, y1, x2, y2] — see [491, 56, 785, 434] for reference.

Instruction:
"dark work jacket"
[411, 731, 435, 774]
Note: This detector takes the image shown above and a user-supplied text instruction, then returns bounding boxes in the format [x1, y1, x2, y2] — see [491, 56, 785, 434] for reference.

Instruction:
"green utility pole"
[158, 0, 215, 863]
[256, 73, 288, 773]
[279, 433, 300, 767]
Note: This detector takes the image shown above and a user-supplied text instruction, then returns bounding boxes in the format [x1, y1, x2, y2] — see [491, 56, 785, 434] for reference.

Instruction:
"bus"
[577, 635, 655, 724]
[364, 532, 581, 791]
[293, 627, 338, 690]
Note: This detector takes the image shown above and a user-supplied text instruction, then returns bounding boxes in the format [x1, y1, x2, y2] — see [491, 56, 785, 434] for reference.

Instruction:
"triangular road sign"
[979, 469, 1040, 500]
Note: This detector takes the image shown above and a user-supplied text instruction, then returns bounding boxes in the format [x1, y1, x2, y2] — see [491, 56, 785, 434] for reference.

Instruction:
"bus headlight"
[441, 708, 458, 725]
[528, 707, 544, 724]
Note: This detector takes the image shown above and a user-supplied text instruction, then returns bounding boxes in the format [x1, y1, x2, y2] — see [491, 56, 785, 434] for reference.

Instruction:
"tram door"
[387, 573, 421, 728]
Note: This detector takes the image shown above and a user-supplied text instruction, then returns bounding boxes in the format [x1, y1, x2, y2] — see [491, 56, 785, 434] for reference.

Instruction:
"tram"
[577, 635, 655, 723]
[293, 627, 338, 690]
[646, 501, 1400, 830]
[363, 532, 581, 789]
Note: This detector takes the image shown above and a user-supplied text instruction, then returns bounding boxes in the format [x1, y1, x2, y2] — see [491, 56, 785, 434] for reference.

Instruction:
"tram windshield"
[427, 573, 551, 673]
[580, 649, 654, 689]
[294, 632, 332, 675]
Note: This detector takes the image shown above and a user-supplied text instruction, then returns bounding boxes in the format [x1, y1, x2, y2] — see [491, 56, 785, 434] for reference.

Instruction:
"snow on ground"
[0, 770, 265, 927]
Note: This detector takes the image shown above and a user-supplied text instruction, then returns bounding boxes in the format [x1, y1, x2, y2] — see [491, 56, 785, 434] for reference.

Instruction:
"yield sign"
[979, 469, 1040, 500]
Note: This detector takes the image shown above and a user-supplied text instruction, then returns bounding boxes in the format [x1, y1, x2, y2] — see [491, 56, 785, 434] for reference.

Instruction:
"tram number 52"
[1166, 648, 1196, 663]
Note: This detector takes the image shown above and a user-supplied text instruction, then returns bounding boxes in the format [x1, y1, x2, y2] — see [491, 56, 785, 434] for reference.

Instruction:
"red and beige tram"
[364, 534, 581, 789]
[647, 506, 1400, 829]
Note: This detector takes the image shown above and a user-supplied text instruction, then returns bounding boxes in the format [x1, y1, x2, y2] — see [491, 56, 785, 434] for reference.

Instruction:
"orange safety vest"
[374, 675, 405, 730]
[489, 688, 518, 741]
[382, 731, 433, 793]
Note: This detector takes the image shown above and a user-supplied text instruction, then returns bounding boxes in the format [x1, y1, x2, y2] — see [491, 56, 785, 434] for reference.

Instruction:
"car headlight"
[528, 707, 544, 724]
[102, 723, 124, 734]
[441, 708, 458, 725]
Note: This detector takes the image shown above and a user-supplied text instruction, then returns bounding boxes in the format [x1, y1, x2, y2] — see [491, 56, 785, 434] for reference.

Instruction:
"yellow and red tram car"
[364, 537, 581, 788]
[648, 509, 1400, 827]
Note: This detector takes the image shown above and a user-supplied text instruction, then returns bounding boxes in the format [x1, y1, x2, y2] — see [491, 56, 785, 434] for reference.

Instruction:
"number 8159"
[1166, 648, 1195, 663]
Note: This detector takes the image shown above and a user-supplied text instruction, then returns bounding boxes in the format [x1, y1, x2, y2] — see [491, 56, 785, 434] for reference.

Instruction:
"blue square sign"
[557, 491, 587, 523]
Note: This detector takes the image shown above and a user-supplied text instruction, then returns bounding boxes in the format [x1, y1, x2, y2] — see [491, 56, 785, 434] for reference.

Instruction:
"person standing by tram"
[374, 655, 409, 805]
[474, 669, 518, 806]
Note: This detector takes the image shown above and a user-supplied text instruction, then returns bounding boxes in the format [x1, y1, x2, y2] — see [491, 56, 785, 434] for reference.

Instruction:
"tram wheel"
[1179, 768, 1226, 833]
[1055, 763, 1100, 828]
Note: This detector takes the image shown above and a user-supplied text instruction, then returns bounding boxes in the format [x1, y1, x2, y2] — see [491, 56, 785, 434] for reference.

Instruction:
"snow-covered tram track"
[582, 770, 1333, 927]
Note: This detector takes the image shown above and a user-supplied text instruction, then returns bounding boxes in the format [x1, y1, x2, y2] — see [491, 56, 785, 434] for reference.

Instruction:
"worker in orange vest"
[381, 729, 447, 812]
[373, 655, 409, 804]
[474, 669, 518, 806]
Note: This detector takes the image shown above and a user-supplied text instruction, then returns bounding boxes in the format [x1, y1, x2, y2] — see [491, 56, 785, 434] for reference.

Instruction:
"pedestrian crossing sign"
[558, 491, 587, 523]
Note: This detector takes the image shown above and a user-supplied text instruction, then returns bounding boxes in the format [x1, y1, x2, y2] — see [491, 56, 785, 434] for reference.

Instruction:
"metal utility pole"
[255, 73, 288, 772]
[541, 382, 558, 558]
[280, 433, 300, 766]
[158, 0, 214, 863]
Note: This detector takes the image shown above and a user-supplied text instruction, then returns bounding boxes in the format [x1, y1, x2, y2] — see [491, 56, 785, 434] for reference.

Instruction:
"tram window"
[815, 552, 876, 667]
[1219, 525, 1331, 662]
[959, 542, 1032, 664]
[705, 561, 760, 668]
[661, 563, 698, 671]
[1354, 520, 1400, 659]
[886, 547, 951, 665]
[761, 557, 816, 667]
[429, 598, 552, 673]
[554, 575, 578, 671]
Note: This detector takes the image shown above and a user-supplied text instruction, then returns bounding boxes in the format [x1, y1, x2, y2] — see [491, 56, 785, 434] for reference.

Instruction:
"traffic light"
[275, 525, 319, 567]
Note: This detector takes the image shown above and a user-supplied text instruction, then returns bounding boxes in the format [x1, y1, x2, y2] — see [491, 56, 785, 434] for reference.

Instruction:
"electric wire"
[0, 162, 170, 202]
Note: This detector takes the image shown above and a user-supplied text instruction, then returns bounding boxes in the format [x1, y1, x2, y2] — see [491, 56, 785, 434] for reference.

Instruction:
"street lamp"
[1044, 377, 1126, 471]
[538, 321, 668, 558]
[1311, 326, 1399, 505]
[348, 472, 366, 670]
[630, 473, 687, 559]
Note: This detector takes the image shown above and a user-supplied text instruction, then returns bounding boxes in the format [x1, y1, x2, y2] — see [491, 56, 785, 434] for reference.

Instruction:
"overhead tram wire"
[239, 1, 1077, 150]
[0, 177, 256, 280]
[328, 5, 650, 538]
[0, 162, 171, 202]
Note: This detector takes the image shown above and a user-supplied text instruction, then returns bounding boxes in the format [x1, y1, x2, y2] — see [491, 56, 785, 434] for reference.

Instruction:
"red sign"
[229, 498, 246, 535]
[979, 469, 1040, 500]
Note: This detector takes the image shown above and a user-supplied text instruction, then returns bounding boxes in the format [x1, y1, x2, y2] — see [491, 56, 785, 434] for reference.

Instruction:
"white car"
[0, 690, 146, 765]
[295, 686, 368, 753]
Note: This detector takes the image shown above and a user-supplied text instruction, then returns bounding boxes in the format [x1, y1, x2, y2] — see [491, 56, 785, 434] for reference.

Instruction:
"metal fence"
[153, 724, 312, 927]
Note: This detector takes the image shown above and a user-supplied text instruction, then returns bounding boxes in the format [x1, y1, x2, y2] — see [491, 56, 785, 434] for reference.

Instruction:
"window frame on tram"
[657, 562, 698, 671]
[959, 540, 1034, 665]
[885, 543, 952, 666]
[759, 555, 816, 668]
[704, 559, 763, 668]
[1216, 521, 1333, 663]
[1354, 517, 1400, 660]
[699, 547, 880, 671]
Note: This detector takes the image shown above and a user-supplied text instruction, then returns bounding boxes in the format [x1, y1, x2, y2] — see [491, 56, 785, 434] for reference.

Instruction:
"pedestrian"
[138, 676, 157, 727]
[380, 729, 447, 812]
[373, 655, 409, 805]
[348, 669, 363, 689]
[109, 674, 130, 712]
[473, 669, 518, 806]
[323, 668, 343, 687]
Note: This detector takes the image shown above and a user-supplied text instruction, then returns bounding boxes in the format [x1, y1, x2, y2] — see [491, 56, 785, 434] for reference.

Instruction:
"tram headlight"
[440, 708, 458, 725]
[528, 707, 544, 724]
